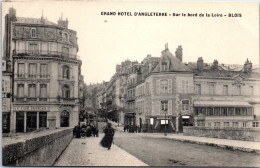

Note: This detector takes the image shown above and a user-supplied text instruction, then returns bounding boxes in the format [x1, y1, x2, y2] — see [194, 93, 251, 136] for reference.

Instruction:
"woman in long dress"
[100, 123, 115, 150]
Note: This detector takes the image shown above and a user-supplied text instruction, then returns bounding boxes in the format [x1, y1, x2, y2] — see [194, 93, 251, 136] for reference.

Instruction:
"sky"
[2, 1, 259, 84]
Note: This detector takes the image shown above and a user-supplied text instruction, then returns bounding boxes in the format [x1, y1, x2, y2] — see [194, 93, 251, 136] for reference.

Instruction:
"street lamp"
[161, 100, 168, 136]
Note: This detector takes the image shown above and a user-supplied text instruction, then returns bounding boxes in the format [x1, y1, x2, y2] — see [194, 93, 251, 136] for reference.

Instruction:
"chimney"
[197, 57, 204, 71]
[9, 7, 17, 21]
[212, 60, 218, 70]
[58, 16, 68, 29]
[165, 43, 169, 51]
[175, 45, 183, 62]
[116, 65, 121, 73]
[244, 58, 252, 74]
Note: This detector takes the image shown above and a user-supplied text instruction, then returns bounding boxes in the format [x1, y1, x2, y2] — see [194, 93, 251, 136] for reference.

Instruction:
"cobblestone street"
[54, 133, 148, 166]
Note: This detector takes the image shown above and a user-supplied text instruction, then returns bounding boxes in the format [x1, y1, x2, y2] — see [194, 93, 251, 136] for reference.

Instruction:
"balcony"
[14, 50, 81, 61]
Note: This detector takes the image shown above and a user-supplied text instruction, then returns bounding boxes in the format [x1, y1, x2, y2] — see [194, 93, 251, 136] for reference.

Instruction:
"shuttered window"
[28, 84, 36, 98]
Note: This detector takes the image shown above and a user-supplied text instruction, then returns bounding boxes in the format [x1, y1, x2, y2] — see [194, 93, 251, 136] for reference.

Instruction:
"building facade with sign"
[3, 8, 84, 133]
[190, 58, 260, 128]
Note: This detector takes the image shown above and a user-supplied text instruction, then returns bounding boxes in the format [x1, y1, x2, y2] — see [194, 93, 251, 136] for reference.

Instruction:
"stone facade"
[3, 8, 84, 133]
[105, 43, 260, 133]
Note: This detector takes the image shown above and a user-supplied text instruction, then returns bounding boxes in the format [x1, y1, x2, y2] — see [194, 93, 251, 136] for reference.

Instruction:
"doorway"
[60, 110, 70, 127]
[16, 112, 24, 132]
[27, 112, 37, 132]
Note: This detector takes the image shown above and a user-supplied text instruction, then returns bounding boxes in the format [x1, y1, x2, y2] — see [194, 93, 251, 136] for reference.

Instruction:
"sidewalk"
[108, 120, 260, 154]
[54, 134, 148, 166]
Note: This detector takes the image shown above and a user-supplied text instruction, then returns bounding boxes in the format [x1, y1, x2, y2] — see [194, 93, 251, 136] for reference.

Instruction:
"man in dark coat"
[75, 124, 81, 138]
[100, 123, 115, 150]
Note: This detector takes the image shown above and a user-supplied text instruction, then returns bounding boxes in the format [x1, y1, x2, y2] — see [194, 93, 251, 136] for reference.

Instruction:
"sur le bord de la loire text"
[101, 12, 242, 17]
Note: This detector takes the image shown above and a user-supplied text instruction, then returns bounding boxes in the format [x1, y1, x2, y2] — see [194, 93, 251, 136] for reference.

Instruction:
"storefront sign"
[13, 106, 49, 111]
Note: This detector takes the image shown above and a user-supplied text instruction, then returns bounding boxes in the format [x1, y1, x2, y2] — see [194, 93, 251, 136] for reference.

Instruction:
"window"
[17, 84, 24, 97]
[232, 122, 239, 127]
[236, 85, 242, 95]
[28, 84, 36, 98]
[214, 107, 220, 116]
[243, 122, 247, 127]
[63, 33, 69, 42]
[247, 108, 253, 116]
[182, 80, 189, 93]
[209, 83, 215, 95]
[252, 122, 259, 127]
[18, 63, 25, 77]
[39, 112, 47, 128]
[224, 122, 230, 127]
[62, 46, 69, 54]
[235, 108, 241, 116]
[29, 43, 38, 52]
[250, 86, 254, 95]
[223, 85, 228, 95]
[40, 64, 47, 78]
[40, 84, 47, 101]
[182, 100, 189, 111]
[197, 120, 205, 127]
[207, 107, 213, 116]
[31, 28, 36, 38]
[161, 100, 168, 113]
[214, 122, 221, 127]
[208, 122, 211, 127]
[228, 107, 234, 116]
[222, 108, 228, 116]
[195, 84, 201, 95]
[29, 64, 37, 78]
[162, 62, 168, 71]
[2, 80, 9, 92]
[160, 80, 168, 94]
[62, 65, 70, 79]
[62, 85, 70, 98]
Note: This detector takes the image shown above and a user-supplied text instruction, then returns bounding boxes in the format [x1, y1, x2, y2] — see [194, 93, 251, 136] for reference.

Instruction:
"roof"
[194, 101, 252, 107]
[15, 17, 58, 26]
[152, 49, 191, 72]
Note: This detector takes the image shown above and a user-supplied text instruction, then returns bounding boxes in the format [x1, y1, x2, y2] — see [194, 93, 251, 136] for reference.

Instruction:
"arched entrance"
[60, 110, 70, 127]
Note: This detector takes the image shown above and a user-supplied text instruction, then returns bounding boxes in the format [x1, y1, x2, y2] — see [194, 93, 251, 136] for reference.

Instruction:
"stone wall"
[183, 126, 260, 142]
[2, 128, 73, 166]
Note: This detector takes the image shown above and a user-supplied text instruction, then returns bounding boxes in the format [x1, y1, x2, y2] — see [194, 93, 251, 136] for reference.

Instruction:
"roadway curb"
[157, 136, 260, 154]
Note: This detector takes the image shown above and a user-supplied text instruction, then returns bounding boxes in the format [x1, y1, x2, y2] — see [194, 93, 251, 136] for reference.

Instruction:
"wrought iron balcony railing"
[14, 50, 81, 60]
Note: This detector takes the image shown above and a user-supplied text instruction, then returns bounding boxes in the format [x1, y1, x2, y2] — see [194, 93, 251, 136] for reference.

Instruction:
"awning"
[194, 101, 252, 107]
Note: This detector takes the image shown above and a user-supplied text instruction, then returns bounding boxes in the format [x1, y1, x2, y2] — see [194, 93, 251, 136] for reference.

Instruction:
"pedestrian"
[100, 123, 115, 150]
[75, 124, 81, 138]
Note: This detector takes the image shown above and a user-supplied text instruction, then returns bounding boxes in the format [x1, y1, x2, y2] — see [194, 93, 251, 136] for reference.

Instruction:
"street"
[113, 129, 260, 167]
[54, 122, 260, 167]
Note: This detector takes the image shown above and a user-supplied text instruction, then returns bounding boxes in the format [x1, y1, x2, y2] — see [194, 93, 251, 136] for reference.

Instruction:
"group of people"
[73, 123, 99, 138]
[124, 124, 141, 133]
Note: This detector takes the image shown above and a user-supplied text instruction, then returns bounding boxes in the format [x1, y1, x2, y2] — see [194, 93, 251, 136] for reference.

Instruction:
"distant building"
[3, 8, 84, 133]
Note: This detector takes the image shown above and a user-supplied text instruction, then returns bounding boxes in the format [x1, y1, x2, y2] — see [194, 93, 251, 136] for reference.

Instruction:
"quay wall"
[2, 128, 73, 166]
[183, 126, 260, 142]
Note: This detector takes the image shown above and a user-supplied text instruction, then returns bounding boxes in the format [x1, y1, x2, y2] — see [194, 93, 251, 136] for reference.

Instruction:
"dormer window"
[162, 62, 168, 71]
[63, 32, 69, 42]
[31, 28, 36, 38]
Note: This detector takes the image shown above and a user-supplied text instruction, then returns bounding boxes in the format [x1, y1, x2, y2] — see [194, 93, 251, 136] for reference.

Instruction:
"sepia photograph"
[1, 1, 260, 167]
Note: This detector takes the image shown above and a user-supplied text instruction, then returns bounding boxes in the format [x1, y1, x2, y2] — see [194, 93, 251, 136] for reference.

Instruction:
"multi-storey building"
[190, 58, 260, 129]
[107, 44, 260, 133]
[125, 62, 142, 126]
[3, 8, 84, 133]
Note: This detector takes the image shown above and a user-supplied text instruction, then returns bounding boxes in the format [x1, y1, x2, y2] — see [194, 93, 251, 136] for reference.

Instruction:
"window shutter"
[156, 80, 160, 94]
[168, 100, 172, 115]
[168, 79, 172, 93]
[157, 101, 160, 115]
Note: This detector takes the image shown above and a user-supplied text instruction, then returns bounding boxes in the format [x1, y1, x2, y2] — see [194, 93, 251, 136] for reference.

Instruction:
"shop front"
[13, 106, 49, 132]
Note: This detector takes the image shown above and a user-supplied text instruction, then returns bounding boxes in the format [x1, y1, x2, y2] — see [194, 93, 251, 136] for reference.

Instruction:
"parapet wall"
[2, 128, 73, 166]
[183, 126, 260, 142]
